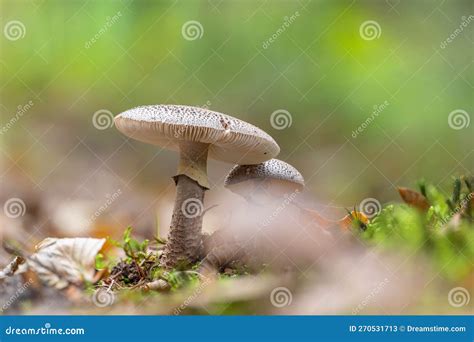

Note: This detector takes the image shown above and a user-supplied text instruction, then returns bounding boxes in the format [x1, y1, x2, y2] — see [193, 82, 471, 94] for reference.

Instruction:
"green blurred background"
[0, 0, 472, 209]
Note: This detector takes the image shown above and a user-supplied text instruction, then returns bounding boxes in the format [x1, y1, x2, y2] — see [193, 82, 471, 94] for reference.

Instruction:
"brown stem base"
[160, 175, 206, 269]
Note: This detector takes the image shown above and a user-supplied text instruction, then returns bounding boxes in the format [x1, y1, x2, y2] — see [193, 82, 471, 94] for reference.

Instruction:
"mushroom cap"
[224, 159, 305, 190]
[114, 105, 280, 165]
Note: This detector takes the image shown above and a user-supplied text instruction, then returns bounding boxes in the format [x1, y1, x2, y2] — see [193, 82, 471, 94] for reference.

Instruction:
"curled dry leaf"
[27, 237, 105, 290]
[398, 187, 430, 211]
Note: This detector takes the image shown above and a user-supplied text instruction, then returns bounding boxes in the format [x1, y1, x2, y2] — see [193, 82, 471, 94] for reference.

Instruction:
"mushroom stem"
[177, 141, 210, 189]
[161, 142, 210, 269]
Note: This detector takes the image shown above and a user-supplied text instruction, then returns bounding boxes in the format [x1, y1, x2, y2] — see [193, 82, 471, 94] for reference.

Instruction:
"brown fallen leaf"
[89, 223, 120, 253]
[27, 237, 105, 289]
[398, 187, 430, 211]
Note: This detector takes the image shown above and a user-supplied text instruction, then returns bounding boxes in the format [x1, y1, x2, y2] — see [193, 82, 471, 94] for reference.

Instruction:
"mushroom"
[224, 158, 305, 203]
[224, 159, 327, 227]
[197, 159, 305, 273]
[114, 105, 279, 269]
[225, 159, 368, 229]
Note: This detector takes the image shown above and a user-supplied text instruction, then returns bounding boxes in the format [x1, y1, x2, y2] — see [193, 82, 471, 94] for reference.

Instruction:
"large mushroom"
[114, 105, 279, 269]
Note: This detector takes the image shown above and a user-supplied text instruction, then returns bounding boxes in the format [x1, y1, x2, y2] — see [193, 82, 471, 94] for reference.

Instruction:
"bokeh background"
[0, 0, 472, 314]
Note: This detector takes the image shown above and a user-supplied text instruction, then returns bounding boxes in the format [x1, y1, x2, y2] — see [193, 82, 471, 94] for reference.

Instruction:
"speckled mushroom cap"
[224, 159, 305, 190]
[115, 105, 280, 164]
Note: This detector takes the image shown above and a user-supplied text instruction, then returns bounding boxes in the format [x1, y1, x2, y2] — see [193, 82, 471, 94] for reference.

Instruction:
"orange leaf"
[338, 211, 369, 230]
[397, 187, 429, 211]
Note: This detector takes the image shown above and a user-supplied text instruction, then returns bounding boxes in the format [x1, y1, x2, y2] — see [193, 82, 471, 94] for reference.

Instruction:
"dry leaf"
[27, 237, 105, 289]
[398, 187, 429, 211]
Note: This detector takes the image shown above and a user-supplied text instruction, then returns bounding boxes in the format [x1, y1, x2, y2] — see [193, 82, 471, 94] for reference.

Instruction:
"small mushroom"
[224, 158, 305, 203]
[225, 160, 370, 230]
[114, 105, 279, 269]
[214, 159, 305, 271]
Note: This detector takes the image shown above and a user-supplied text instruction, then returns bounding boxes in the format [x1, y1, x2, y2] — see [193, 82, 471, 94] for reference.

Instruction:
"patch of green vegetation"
[162, 269, 201, 290]
[101, 227, 158, 287]
[95, 253, 106, 270]
[360, 176, 473, 282]
[113, 227, 150, 262]
[99, 228, 205, 290]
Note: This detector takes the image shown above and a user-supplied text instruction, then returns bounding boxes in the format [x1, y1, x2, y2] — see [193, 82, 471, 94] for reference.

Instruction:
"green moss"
[361, 177, 473, 282]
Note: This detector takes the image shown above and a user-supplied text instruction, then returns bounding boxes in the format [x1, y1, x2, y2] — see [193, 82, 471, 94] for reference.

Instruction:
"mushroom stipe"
[161, 174, 206, 269]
